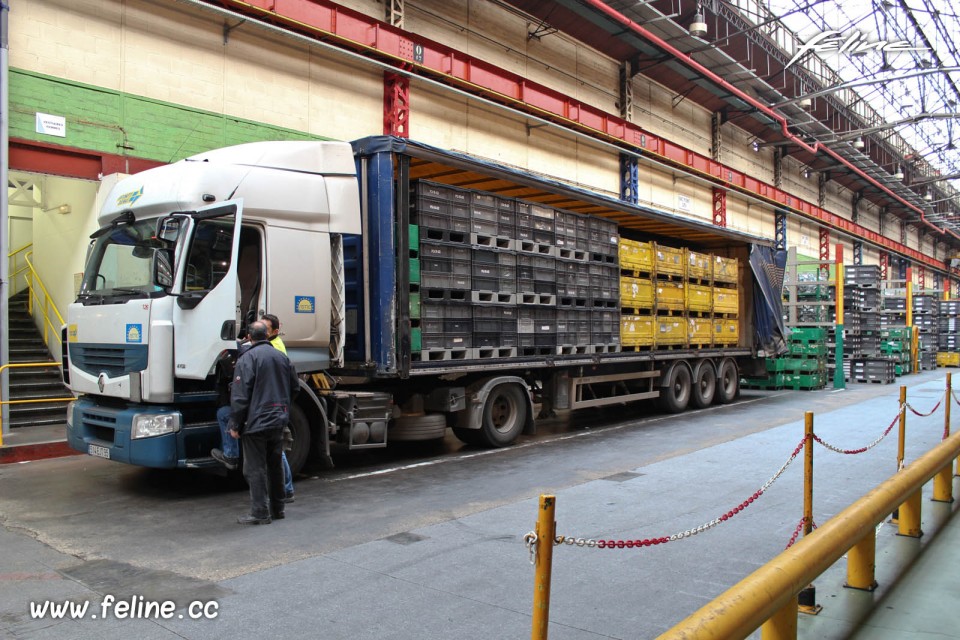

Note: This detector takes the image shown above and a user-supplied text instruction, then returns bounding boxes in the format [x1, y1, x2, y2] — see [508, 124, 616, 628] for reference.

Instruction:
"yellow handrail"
[0, 362, 75, 446]
[23, 251, 66, 349]
[658, 427, 960, 639]
[7, 242, 33, 294]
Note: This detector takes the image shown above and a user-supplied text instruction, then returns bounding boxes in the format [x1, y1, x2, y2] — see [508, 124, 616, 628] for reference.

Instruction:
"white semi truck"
[65, 136, 778, 472]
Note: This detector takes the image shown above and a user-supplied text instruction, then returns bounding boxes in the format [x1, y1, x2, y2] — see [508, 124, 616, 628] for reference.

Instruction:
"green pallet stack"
[743, 327, 827, 390]
[880, 327, 911, 376]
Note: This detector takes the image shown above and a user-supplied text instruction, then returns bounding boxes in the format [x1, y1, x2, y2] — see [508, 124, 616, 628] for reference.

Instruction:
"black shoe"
[211, 448, 239, 470]
[271, 511, 285, 520]
[283, 492, 295, 503]
[237, 514, 271, 525]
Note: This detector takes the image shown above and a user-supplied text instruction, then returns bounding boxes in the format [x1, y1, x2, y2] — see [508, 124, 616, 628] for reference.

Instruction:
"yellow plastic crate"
[937, 352, 960, 367]
[713, 288, 739, 315]
[686, 284, 712, 313]
[619, 239, 654, 272]
[686, 250, 711, 280]
[656, 318, 687, 345]
[621, 276, 654, 310]
[621, 315, 654, 346]
[688, 317, 712, 345]
[655, 244, 685, 276]
[713, 255, 738, 284]
[713, 319, 739, 345]
[655, 281, 686, 312]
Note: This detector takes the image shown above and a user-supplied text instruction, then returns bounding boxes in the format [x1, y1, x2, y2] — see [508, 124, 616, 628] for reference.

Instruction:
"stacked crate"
[880, 327, 911, 376]
[937, 299, 960, 366]
[619, 240, 739, 350]
[844, 265, 892, 383]
[587, 217, 621, 353]
[743, 327, 827, 390]
[913, 294, 939, 370]
[412, 182, 474, 361]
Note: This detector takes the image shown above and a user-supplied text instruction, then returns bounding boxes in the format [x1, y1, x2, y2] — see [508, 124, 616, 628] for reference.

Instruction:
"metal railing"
[23, 251, 66, 354]
[0, 363, 74, 446]
[7, 242, 32, 295]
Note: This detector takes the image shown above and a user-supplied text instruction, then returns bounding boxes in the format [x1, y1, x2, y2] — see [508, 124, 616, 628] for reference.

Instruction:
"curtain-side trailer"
[64, 136, 780, 473]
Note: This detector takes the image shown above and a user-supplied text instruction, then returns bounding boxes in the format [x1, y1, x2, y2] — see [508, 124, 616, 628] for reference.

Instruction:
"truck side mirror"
[152, 248, 175, 290]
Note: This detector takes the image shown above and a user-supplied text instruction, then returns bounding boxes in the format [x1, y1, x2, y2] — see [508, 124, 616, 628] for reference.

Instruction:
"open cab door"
[169, 200, 244, 380]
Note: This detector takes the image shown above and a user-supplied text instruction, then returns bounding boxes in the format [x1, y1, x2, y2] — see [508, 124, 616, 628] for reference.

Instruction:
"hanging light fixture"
[689, 4, 707, 37]
[893, 164, 904, 181]
[924, 189, 933, 201]
[797, 97, 812, 110]
[852, 137, 865, 150]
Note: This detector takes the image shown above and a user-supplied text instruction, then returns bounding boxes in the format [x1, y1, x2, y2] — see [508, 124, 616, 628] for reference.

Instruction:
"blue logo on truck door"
[126, 324, 143, 343]
[294, 296, 316, 314]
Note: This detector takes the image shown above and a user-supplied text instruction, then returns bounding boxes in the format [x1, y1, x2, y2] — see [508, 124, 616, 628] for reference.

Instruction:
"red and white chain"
[812, 404, 903, 455]
[548, 436, 808, 550]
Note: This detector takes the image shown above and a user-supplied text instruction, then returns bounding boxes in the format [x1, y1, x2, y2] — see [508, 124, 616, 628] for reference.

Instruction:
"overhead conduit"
[585, 0, 959, 242]
[192, 0, 952, 271]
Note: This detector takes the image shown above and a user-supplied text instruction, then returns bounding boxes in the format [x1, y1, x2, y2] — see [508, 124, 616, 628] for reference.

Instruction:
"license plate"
[88, 444, 111, 459]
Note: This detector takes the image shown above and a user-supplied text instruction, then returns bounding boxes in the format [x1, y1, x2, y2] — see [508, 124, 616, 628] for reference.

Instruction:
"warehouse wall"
[9, 0, 921, 268]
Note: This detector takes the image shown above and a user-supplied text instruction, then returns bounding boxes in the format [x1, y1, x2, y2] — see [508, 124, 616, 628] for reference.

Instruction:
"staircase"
[6, 291, 73, 429]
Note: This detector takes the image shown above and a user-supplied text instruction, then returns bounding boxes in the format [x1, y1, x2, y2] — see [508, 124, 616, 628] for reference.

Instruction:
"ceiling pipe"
[585, 0, 958, 241]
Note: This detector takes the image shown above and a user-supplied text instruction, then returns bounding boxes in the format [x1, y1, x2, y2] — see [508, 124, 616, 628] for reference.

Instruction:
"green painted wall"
[9, 69, 321, 162]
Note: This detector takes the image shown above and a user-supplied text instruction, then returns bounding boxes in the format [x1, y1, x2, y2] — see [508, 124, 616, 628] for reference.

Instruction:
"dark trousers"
[241, 430, 285, 518]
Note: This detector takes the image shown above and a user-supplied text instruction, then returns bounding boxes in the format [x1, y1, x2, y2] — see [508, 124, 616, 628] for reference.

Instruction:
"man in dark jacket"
[229, 321, 300, 525]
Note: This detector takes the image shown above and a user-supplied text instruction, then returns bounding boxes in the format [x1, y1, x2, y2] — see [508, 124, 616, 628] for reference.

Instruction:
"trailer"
[64, 136, 780, 473]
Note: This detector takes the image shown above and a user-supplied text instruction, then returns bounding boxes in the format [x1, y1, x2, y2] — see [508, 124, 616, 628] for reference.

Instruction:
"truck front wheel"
[479, 383, 527, 447]
[286, 404, 312, 475]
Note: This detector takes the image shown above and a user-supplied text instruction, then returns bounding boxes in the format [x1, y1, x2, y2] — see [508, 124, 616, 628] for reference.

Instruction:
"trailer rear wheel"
[287, 404, 311, 475]
[716, 358, 739, 404]
[659, 362, 692, 414]
[479, 383, 527, 447]
[691, 361, 717, 409]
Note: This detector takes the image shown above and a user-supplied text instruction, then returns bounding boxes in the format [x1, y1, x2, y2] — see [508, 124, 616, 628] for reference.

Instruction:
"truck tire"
[452, 427, 486, 446]
[479, 383, 527, 447]
[691, 360, 716, 409]
[287, 404, 312, 475]
[716, 358, 739, 404]
[391, 413, 447, 441]
[658, 362, 692, 414]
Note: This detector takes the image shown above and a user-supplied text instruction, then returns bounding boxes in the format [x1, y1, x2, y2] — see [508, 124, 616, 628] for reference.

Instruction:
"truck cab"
[64, 141, 361, 469]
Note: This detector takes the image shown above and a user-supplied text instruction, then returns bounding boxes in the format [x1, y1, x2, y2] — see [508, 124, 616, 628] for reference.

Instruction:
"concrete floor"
[0, 370, 957, 639]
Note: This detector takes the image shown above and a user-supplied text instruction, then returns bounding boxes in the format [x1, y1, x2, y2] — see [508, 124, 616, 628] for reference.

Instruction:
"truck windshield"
[80, 219, 168, 300]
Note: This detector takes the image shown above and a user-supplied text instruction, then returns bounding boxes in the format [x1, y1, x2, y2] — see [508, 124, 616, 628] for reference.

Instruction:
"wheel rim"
[490, 392, 520, 435]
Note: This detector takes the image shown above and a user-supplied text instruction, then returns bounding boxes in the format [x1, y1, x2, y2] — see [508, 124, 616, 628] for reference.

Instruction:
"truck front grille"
[70, 344, 148, 377]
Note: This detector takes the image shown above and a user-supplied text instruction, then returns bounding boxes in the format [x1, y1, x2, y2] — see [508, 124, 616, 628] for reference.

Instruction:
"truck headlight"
[65, 401, 76, 429]
[131, 413, 181, 439]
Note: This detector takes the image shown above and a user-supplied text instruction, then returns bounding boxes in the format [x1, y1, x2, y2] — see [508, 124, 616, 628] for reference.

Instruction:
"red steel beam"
[201, 0, 948, 272]
[10, 139, 164, 180]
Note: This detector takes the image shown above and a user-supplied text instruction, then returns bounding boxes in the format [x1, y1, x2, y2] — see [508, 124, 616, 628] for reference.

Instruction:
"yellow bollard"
[761, 595, 798, 640]
[934, 373, 954, 502]
[797, 412, 821, 615]
[531, 495, 556, 640]
[898, 489, 923, 538]
[891, 386, 907, 524]
[845, 529, 878, 591]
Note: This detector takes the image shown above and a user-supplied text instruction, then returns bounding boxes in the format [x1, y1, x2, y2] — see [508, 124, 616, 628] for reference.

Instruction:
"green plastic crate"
[411, 327, 421, 352]
[789, 327, 826, 342]
[409, 291, 420, 319]
[409, 258, 420, 285]
[766, 358, 787, 372]
[409, 224, 420, 251]
[784, 357, 826, 373]
[789, 342, 827, 356]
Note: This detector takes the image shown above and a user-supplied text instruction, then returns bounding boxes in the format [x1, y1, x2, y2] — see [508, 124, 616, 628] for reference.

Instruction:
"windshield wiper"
[108, 287, 147, 296]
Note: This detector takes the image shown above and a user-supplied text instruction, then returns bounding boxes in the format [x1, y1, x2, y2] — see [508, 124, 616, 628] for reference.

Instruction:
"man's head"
[248, 321, 269, 343]
[261, 313, 281, 337]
